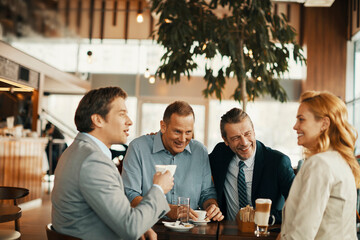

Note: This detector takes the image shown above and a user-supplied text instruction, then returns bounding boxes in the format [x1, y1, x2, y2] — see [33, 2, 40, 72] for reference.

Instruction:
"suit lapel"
[220, 145, 235, 190]
[212, 144, 234, 207]
[251, 141, 265, 205]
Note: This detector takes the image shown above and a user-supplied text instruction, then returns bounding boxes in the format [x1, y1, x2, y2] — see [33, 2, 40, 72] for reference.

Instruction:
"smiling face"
[160, 113, 194, 156]
[293, 103, 324, 149]
[223, 117, 256, 160]
[96, 97, 133, 147]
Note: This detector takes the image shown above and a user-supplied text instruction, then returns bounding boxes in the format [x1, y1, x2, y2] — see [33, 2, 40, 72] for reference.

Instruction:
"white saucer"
[163, 223, 194, 232]
[190, 219, 210, 225]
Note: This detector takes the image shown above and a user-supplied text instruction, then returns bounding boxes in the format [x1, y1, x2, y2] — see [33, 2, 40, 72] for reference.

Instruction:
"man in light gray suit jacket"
[52, 87, 174, 240]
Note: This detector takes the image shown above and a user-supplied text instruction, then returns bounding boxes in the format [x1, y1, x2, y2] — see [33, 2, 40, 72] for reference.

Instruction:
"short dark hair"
[75, 87, 127, 133]
[163, 101, 195, 124]
[220, 108, 253, 139]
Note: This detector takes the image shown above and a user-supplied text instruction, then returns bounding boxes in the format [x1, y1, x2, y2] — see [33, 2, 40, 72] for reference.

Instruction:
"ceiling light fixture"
[136, 0, 143, 23]
[144, 68, 150, 78]
[87, 50, 93, 64]
[149, 76, 155, 84]
[0, 77, 34, 92]
[304, 0, 335, 7]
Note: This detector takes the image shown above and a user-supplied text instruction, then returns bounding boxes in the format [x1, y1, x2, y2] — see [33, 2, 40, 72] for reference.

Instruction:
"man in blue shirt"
[122, 101, 224, 221]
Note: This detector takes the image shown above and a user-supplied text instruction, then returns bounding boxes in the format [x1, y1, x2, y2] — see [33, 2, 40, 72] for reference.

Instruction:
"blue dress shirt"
[122, 131, 217, 210]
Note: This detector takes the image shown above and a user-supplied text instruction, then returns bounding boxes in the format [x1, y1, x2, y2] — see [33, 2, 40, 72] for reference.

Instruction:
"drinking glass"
[254, 198, 275, 237]
[177, 197, 190, 224]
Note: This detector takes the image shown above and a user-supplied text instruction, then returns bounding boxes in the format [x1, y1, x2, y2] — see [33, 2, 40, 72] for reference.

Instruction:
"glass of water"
[177, 197, 190, 224]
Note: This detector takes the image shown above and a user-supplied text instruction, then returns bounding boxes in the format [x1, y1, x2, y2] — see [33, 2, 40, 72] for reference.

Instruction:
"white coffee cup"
[155, 165, 177, 176]
[6, 116, 14, 129]
[194, 210, 207, 221]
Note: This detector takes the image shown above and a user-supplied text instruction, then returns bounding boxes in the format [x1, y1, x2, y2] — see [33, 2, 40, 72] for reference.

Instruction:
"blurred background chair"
[110, 144, 128, 174]
[46, 223, 81, 240]
[0, 186, 29, 239]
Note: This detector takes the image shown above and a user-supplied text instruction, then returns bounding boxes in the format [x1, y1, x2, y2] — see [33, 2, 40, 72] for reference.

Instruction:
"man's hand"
[153, 170, 174, 194]
[204, 203, 224, 221]
[146, 132, 158, 136]
[166, 204, 198, 221]
[188, 208, 198, 220]
[140, 228, 157, 240]
[202, 199, 224, 221]
[166, 204, 178, 219]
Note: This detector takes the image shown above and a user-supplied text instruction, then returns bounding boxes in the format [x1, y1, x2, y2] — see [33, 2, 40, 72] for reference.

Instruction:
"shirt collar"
[235, 146, 256, 168]
[153, 131, 192, 154]
[83, 132, 112, 160]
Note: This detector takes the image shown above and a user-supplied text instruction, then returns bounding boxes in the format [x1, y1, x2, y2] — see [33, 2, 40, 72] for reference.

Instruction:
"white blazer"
[281, 150, 357, 240]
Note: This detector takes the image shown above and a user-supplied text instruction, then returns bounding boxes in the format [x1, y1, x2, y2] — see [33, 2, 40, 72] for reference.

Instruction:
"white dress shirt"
[224, 150, 255, 220]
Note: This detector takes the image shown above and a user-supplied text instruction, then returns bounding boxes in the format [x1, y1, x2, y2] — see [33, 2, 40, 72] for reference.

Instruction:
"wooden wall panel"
[58, 0, 154, 40]
[302, 0, 348, 100]
[0, 138, 46, 204]
[350, 0, 360, 36]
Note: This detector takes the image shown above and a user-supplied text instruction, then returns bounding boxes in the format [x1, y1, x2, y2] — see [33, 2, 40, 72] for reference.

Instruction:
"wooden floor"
[0, 182, 52, 240]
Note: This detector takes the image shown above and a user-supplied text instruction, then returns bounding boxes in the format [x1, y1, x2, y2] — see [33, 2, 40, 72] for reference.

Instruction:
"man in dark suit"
[209, 108, 295, 223]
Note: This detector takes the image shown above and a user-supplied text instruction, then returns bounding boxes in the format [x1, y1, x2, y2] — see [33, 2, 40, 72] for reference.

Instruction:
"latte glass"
[254, 198, 275, 237]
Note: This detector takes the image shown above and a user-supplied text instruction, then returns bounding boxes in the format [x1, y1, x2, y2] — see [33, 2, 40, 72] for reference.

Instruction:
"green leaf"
[150, 0, 306, 107]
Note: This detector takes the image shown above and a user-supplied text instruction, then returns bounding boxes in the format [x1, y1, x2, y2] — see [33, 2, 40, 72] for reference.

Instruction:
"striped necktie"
[238, 160, 248, 208]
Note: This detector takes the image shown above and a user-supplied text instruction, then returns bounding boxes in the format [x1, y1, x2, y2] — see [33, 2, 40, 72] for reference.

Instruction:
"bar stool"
[46, 224, 81, 240]
[0, 186, 29, 240]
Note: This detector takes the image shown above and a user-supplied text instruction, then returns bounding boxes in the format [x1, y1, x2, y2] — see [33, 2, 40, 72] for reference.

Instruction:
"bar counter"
[0, 137, 47, 205]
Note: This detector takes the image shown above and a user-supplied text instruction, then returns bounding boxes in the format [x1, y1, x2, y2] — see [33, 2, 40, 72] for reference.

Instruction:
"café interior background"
[0, 0, 360, 167]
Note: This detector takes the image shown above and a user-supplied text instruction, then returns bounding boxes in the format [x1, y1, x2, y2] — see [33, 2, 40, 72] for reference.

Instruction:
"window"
[348, 39, 360, 155]
[208, 100, 302, 167]
[140, 102, 205, 144]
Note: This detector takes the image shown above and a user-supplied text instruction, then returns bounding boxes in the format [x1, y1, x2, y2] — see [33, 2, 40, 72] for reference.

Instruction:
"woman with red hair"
[279, 91, 360, 240]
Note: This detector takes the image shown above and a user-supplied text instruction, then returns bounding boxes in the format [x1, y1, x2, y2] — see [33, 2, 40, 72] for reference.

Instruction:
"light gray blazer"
[51, 133, 169, 240]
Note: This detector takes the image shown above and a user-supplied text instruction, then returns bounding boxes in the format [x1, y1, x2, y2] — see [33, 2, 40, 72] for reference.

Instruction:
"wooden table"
[153, 221, 219, 240]
[0, 205, 21, 223]
[153, 220, 281, 240]
[218, 221, 279, 240]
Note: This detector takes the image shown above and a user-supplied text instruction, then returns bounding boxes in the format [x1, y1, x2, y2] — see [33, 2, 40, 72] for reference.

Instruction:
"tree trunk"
[239, 38, 247, 111]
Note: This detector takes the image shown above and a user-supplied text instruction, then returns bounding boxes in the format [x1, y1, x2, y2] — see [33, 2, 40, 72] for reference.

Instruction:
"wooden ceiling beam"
[89, 0, 95, 43]
[100, 0, 106, 42]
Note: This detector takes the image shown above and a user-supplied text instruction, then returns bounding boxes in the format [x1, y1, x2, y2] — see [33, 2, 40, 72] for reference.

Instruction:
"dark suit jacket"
[209, 140, 295, 223]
